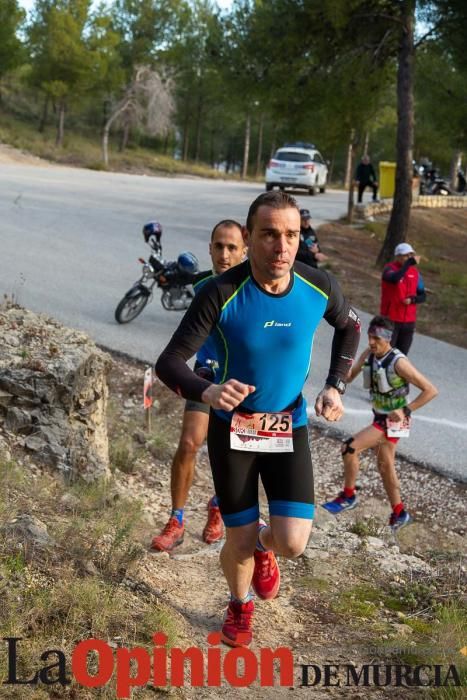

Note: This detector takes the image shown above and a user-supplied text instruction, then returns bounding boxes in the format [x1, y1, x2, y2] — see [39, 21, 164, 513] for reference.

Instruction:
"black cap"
[300, 208, 312, 219]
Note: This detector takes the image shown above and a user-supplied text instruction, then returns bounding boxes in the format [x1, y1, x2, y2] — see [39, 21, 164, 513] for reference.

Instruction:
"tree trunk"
[119, 117, 130, 152]
[209, 129, 215, 167]
[328, 146, 336, 183]
[182, 125, 189, 161]
[255, 112, 264, 177]
[38, 96, 49, 133]
[450, 150, 463, 190]
[242, 112, 251, 179]
[102, 101, 130, 167]
[344, 128, 355, 190]
[225, 144, 232, 173]
[194, 95, 203, 162]
[346, 130, 356, 223]
[363, 131, 370, 158]
[270, 124, 277, 159]
[102, 125, 110, 168]
[181, 93, 191, 161]
[377, 0, 415, 267]
[102, 99, 110, 128]
[55, 102, 66, 147]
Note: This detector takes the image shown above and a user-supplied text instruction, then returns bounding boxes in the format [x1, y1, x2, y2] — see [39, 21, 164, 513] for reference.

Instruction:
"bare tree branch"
[102, 66, 175, 167]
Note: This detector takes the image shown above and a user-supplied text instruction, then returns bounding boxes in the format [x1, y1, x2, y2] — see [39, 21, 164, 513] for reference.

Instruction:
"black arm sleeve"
[155, 281, 222, 402]
[322, 271, 361, 383]
[382, 258, 416, 283]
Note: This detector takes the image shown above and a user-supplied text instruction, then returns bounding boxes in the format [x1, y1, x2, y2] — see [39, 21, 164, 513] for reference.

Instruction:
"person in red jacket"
[380, 243, 426, 355]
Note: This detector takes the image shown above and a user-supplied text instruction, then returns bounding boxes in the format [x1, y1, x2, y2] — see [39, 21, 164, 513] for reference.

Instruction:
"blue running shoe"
[389, 510, 413, 532]
[322, 492, 358, 515]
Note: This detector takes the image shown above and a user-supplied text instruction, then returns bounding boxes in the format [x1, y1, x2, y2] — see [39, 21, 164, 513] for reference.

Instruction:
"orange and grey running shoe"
[150, 517, 184, 552]
[252, 549, 281, 600]
[221, 599, 254, 647]
[202, 497, 224, 544]
[251, 520, 280, 600]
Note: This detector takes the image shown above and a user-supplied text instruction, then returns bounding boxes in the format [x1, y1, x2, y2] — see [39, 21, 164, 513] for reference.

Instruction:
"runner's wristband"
[403, 406, 412, 417]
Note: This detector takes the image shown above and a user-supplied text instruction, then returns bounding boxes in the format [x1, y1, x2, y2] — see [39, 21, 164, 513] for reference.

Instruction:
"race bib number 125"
[230, 411, 293, 453]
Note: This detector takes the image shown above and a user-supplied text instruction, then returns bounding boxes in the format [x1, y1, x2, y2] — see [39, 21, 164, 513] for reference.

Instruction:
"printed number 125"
[259, 413, 290, 432]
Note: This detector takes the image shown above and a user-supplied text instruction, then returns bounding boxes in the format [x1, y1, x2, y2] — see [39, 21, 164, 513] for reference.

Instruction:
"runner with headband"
[322, 315, 438, 532]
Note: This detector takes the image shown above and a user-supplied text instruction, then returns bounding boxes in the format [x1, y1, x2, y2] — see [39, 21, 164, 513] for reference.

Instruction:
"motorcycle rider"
[151, 220, 247, 552]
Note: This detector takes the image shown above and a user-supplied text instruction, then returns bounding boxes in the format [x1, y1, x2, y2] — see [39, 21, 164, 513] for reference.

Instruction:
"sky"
[18, 0, 234, 14]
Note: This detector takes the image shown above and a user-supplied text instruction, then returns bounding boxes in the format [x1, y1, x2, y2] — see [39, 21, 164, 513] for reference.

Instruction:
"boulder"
[2, 514, 55, 549]
[0, 307, 112, 480]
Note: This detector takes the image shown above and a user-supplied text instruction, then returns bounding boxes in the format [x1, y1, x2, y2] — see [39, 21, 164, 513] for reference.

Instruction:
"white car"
[265, 144, 328, 195]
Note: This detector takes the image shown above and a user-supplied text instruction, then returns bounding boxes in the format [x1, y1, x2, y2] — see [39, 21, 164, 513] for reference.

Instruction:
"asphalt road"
[1, 162, 466, 481]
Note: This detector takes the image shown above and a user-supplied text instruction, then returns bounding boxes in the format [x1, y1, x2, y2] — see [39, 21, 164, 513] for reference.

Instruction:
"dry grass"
[0, 456, 180, 697]
[0, 107, 242, 181]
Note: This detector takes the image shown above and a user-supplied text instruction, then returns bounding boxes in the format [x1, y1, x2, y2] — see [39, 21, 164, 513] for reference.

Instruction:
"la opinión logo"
[3, 637, 462, 694]
[2, 634, 294, 695]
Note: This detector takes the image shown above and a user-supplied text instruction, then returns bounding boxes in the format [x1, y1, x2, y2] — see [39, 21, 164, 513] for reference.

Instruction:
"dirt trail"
[109, 358, 465, 698]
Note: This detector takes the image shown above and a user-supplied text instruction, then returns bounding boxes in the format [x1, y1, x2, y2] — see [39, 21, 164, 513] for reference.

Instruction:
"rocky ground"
[104, 353, 466, 698]
[0, 315, 465, 699]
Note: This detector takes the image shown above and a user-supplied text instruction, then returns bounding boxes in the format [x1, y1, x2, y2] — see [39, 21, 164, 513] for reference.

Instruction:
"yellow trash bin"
[379, 161, 396, 199]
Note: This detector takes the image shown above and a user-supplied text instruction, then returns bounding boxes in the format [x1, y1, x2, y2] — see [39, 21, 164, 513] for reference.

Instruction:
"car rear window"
[274, 151, 311, 162]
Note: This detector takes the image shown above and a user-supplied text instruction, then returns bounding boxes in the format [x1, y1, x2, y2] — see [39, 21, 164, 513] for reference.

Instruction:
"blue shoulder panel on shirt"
[194, 271, 217, 367]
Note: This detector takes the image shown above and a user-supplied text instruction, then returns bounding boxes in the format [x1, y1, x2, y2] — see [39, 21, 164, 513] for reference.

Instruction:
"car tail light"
[268, 160, 283, 168]
[303, 164, 315, 172]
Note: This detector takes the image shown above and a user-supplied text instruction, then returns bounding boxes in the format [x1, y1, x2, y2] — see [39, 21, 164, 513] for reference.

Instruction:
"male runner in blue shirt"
[156, 191, 360, 647]
[151, 220, 246, 552]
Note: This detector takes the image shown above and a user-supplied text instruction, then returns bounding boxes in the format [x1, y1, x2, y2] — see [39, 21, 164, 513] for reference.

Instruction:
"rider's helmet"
[177, 251, 199, 275]
[142, 221, 163, 250]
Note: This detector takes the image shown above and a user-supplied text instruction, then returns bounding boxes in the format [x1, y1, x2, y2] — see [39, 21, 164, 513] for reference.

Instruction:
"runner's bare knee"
[178, 431, 203, 455]
[272, 530, 309, 559]
[225, 526, 257, 561]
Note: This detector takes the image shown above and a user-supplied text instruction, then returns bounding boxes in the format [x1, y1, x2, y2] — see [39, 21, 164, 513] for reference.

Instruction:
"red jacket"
[380, 261, 420, 323]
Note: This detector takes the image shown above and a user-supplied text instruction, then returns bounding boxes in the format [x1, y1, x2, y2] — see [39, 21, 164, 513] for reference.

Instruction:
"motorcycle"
[115, 221, 199, 324]
[419, 167, 451, 196]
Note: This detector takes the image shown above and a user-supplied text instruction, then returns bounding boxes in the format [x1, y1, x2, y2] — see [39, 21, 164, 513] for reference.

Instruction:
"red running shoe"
[252, 545, 281, 600]
[221, 599, 254, 647]
[202, 497, 224, 544]
[150, 517, 184, 552]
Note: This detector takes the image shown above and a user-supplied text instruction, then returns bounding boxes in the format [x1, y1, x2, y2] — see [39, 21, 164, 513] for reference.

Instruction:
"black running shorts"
[207, 410, 315, 527]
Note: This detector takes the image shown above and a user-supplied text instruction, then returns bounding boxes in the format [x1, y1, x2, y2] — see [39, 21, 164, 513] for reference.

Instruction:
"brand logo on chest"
[264, 320, 292, 328]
